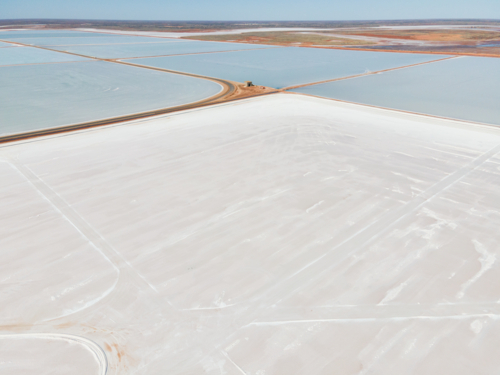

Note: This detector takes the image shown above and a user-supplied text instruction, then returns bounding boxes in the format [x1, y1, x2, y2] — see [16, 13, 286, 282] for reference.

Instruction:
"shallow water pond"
[292, 56, 500, 126]
[132, 47, 447, 88]
[0, 61, 221, 135]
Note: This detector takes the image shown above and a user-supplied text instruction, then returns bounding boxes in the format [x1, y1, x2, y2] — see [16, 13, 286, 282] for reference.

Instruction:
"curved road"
[0, 38, 237, 144]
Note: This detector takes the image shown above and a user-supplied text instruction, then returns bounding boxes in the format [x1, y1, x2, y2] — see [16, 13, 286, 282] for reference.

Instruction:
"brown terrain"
[219, 82, 278, 101]
[4, 19, 500, 56]
[184, 28, 500, 57]
[183, 31, 374, 47]
[334, 29, 500, 42]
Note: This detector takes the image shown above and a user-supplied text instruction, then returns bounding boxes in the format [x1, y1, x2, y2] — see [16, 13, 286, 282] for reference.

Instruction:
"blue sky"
[1, 0, 499, 20]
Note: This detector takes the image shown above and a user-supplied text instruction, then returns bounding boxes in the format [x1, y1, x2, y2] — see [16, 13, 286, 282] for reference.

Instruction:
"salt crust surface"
[2, 94, 500, 374]
[0, 335, 102, 375]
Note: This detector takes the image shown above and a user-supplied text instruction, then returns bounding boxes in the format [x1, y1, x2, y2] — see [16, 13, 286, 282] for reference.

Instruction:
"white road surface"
[1, 94, 500, 374]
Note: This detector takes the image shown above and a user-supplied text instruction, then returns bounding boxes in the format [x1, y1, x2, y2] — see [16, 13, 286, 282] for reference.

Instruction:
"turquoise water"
[0, 46, 89, 66]
[48, 40, 278, 59]
[0, 61, 222, 136]
[132, 47, 448, 89]
[11, 36, 182, 46]
[292, 56, 500, 126]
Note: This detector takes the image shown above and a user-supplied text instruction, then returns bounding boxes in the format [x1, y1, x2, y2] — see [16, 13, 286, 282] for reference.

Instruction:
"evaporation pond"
[11, 36, 182, 46]
[131, 47, 448, 88]
[0, 30, 116, 39]
[48, 40, 277, 59]
[0, 60, 222, 136]
[0, 46, 89, 66]
[292, 56, 500, 126]
[0, 41, 15, 47]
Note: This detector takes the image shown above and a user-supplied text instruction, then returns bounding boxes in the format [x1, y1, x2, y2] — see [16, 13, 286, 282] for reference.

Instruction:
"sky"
[1, 0, 499, 21]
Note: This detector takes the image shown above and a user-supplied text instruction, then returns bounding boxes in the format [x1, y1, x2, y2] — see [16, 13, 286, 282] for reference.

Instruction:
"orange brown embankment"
[0, 82, 278, 145]
[0, 33, 492, 145]
[0, 40, 279, 144]
[0, 89, 228, 145]
[0, 52, 278, 145]
[214, 83, 278, 102]
[116, 60, 278, 102]
[114, 60, 278, 102]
